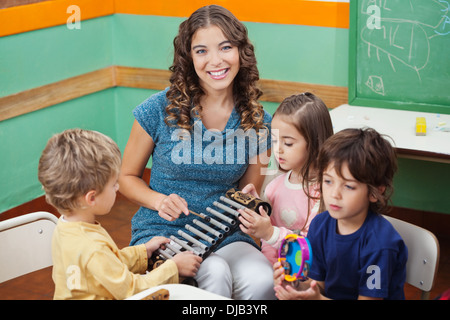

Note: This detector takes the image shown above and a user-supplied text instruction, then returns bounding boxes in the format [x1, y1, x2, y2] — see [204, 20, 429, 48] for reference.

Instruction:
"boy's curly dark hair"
[317, 127, 398, 214]
[165, 5, 265, 132]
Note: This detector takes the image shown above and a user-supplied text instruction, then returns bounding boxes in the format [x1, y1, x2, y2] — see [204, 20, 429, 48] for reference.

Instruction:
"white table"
[126, 283, 231, 300]
[330, 104, 450, 163]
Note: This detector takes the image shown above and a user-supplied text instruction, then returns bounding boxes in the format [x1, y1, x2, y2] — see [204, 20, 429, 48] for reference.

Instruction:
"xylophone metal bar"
[185, 224, 216, 245]
[164, 242, 182, 255]
[213, 201, 240, 218]
[219, 196, 247, 210]
[203, 215, 230, 232]
[206, 207, 235, 225]
[169, 235, 204, 257]
[178, 229, 209, 252]
[193, 219, 223, 239]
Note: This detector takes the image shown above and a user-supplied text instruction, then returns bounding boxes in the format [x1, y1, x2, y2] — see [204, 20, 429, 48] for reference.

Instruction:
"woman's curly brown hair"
[165, 5, 265, 132]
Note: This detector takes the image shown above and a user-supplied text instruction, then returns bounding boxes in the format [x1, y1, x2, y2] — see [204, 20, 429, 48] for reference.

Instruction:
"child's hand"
[241, 183, 260, 198]
[273, 261, 300, 299]
[171, 252, 202, 278]
[238, 207, 273, 241]
[144, 236, 170, 258]
[273, 261, 286, 286]
[275, 280, 323, 300]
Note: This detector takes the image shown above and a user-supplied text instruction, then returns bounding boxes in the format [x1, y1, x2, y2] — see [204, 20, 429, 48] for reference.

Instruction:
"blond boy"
[38, 129, 201, 300]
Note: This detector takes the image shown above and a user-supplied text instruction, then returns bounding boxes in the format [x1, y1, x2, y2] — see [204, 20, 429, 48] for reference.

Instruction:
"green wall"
[0, 16, 113, 97]
[111, 14, 349, 86]
[1, 13, 449, 215]
[0, 16, 114, 213]
[0, 89, 117, 212]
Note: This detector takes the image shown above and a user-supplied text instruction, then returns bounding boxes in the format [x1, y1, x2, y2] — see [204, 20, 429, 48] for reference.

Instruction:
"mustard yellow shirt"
[51, 217, 178, 300]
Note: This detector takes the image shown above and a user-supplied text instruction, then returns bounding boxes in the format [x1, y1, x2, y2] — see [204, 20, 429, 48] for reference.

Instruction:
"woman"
[119, 5, 275, 299]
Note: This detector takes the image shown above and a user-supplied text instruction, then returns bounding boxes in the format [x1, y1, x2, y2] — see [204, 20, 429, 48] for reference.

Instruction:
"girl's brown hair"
[274, 92, 334, 186]
[274, 93, 334, 229]
[165, 5, 265, 132]
[317, 127, 398, 214]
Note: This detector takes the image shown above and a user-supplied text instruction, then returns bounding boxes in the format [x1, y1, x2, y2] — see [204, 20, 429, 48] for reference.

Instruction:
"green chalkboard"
[349, 0, 450, 114]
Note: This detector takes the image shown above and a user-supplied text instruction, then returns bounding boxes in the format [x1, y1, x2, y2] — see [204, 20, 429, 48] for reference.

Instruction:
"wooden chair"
[384, 215, 440, 299]
[0, 211, 229, 300]
[0, 211, 58, 283]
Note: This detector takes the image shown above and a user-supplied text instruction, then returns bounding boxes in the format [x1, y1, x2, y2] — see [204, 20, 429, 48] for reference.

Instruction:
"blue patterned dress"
[129, 88, 272, 251]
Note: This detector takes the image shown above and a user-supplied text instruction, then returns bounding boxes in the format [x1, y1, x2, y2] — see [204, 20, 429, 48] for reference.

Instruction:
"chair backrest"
[0, 212, 58, 283]
[383, 215, 440, 299]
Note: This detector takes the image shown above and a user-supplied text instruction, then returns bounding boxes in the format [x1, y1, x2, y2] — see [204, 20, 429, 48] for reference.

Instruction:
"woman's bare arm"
[119, 120, 188, 221]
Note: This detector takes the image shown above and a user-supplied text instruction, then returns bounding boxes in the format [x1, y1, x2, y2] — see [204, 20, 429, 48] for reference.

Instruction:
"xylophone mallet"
[189, 209, 230, 232]
[189, 210, 211, 222]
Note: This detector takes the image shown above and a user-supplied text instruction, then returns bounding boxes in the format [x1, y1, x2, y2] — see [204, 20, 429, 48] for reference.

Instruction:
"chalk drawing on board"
[365, 75, 385, 95]
[360, 0, 450, 81]
[433, 0, 450, 36]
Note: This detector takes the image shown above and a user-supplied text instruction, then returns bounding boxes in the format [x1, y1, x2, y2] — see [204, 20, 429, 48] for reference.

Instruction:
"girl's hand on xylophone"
[238, 207, 273, 241]
[240, 183, 260, 198]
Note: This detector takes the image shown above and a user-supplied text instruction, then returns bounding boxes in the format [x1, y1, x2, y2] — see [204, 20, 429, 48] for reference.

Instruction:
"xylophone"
[149, 188, 271, 282]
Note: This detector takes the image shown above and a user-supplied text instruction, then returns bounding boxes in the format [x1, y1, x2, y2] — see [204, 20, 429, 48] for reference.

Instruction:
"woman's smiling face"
[191, 25, 240, 95]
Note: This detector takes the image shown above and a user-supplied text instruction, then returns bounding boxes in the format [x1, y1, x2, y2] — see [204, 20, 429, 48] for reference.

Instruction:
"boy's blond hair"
[38, 129, 121, 214]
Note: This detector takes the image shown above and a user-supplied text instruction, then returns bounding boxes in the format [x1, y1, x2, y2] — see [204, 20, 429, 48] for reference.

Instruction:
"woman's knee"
[195, 254, 233, 297]
[217, 242, 276, 299]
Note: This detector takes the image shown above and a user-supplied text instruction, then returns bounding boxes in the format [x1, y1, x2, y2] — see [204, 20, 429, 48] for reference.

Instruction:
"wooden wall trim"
[258, 79, 348, 111]
[0, 67, 116, 121]
[0, 65, 348, 122]
[114, 66, 170, 91]
[114, 66, 349, 108]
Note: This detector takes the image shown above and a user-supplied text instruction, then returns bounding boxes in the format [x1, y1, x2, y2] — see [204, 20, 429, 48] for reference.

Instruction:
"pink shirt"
[261, 171, 320, 264]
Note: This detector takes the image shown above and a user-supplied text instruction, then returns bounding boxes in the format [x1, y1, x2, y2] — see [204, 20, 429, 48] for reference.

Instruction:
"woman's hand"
[157, 193, 189, 221]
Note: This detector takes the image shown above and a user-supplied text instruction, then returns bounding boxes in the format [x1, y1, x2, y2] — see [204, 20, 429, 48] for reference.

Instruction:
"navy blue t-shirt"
[307, 211, 408, 299]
